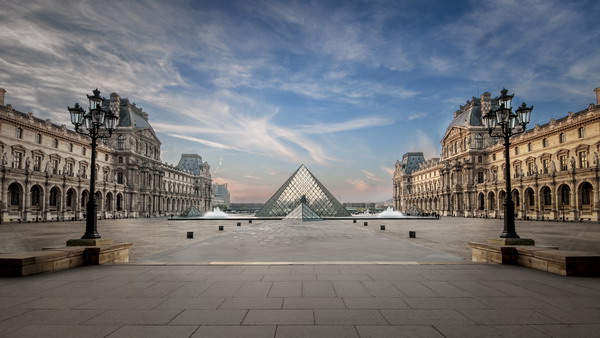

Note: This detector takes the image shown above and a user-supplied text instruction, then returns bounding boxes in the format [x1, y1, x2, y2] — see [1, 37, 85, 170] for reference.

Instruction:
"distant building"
[393, 87, 600, 221]
[212, 183, 230, 208]
[0, 88, 212, 222]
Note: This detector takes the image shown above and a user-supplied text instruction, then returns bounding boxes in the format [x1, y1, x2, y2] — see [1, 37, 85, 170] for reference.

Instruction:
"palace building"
[393, 87, 600, 221]
[0, 88, 212, 223]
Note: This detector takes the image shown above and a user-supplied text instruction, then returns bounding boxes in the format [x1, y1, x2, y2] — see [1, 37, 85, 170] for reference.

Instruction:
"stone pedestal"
[487, 238, 535, 246]
[66, 238, 114, 246]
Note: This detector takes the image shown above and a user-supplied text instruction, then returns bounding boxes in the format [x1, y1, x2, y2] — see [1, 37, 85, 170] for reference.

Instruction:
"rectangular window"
[52, 159, 59, 174]
[53, 139, 59, 148]
[12, 152, 22, 169]
[82, 147, 87, 156]
[33, 156, 42, 171]
[579, 151, 588, 168]
[542, 159, 549, 174]
[35, 133, 42, 144]
[514, 146, 519, 155]
[542, 138, 548, 147]
[559, 133, 566, 143]
[477, 171, 484, 183]
[528, 162, 534, 175]
[528, 143, 532, 151]
[66, 162, 73, 175]
[560, 155, 568, 171]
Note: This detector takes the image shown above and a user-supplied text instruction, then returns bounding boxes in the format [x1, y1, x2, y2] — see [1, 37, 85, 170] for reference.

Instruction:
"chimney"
[595, 87, 600, 106]
[0, 88, 6, 106]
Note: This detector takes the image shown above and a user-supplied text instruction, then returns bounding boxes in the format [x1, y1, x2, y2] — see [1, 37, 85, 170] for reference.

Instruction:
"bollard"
[237, 222, 241, 227]
[353, 219, 356, 223]
[219, 225, 224, 231]
[187, 231, 193, 239]
[380, 225, 385, 230]
[364, 221, 368, 226]
[249, 220, 252, 223]
[409, 231, 416, 238]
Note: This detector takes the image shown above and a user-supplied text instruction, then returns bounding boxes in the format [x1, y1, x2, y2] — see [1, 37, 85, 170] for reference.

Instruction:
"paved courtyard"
[0, 217, 599, 337]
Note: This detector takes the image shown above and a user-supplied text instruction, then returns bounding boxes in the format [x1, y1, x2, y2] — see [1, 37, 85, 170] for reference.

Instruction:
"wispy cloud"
[407, 112, 428, 121]
[302, 117, 394, 134]
[362, 170, 381, 182]
[167, 134, 242, 151]
[381, 166, 394, 176]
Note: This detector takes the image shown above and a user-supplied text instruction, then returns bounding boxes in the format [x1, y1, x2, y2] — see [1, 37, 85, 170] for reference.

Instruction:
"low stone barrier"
[469, 242, 600, 276]
[0, 243, 133, 277]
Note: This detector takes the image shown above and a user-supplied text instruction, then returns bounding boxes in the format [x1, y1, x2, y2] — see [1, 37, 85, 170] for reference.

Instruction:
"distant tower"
[0, 88, 6, 106]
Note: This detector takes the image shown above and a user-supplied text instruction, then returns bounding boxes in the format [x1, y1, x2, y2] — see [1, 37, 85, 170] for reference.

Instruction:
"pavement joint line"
[121, 261, 481, 266]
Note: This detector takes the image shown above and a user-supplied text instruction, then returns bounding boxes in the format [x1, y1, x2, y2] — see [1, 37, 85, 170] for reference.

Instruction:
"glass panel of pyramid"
[256, 164, 350, 217]
[285, 203, 322, 220]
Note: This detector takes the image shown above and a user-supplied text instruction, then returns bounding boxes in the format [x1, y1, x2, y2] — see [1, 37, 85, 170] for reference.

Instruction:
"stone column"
[23, 178, 30, 222]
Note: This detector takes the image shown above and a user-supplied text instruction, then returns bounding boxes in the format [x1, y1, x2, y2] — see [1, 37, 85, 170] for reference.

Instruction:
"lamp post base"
[487, 238, 535, 246]
[66, 238, 114, 246]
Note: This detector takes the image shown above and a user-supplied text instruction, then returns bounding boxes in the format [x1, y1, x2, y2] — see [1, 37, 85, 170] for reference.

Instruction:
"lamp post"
[68, 89, 119, 239]
[482, 88, 533, 239]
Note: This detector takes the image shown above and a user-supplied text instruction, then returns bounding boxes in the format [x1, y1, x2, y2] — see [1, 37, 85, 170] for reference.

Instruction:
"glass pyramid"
[285, 203, 322, 220]
[255, 165, 350, 217]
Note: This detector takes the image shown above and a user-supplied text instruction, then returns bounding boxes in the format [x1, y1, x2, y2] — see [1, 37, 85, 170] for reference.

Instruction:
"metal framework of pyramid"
[285, 203, 322, 220]
[179, 206, 204, 218]
[255, 165, 350, 217]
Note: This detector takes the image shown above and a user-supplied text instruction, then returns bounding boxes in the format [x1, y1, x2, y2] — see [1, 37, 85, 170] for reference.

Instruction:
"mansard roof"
[444, 97, 485, 135]
[106, 94, 160, 144]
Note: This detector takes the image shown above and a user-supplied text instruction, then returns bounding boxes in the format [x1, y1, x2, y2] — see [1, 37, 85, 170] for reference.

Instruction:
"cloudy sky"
[1, 0, 599, 203]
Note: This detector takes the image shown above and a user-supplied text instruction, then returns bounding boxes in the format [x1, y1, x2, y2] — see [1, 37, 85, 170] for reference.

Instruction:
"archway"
[30, 185, 43, 208]
[116, 193, 123, 211]
[106, 192, 113, 212]
[579, 182, 593, 218]
[488, 191, 496, 211]
[8, 182, 23, 212]
[49, 186, 61, 211]
[65, 188, 76, 211]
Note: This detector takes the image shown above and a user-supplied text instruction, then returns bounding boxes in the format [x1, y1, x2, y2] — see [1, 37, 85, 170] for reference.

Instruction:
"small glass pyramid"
[285, 202, 322, 220]
[255, 164, 350, 217]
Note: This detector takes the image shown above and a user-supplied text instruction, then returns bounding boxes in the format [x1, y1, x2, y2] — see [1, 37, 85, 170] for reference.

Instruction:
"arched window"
[9, 183, 21, 206]
[559, 185, 570, 205]
[66, 189, 75, 208]
[581, 182, 592, 206]
[31, 186, 41, 206]
[542, 187, 552, 206]
[49, 187, 59, 207]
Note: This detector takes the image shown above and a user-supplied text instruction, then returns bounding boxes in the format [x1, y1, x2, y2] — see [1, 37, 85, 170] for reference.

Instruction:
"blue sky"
[1, 0, 599, 202]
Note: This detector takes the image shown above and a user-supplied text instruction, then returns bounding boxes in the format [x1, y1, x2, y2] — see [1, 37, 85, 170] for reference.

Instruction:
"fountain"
[204, 207, 229, 219]
[377, 207, 404, 218]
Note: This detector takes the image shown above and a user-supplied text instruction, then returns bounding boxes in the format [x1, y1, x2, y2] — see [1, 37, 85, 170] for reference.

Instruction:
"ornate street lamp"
[68, 89, 119, 239]
[482, 88, 533, 239]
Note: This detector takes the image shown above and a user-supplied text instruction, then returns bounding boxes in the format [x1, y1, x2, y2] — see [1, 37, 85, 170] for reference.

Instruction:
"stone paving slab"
[0, 263, 599, 337]
[138, 219, 466, 264]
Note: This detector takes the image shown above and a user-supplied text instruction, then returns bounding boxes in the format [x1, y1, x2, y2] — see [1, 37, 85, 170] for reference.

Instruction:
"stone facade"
[0, 88, 212, 222]
[212, 183, 230, 208]
[393, 87, 600, 221]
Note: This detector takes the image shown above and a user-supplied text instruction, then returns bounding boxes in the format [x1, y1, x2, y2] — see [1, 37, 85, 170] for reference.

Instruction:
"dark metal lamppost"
[68, 89, 119, 239]
[482, 88, 533, 239]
